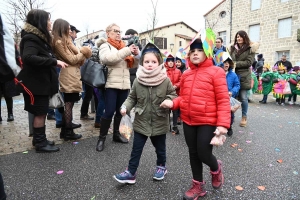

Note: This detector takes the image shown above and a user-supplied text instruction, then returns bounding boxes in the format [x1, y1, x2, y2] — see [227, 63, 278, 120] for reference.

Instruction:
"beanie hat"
[190, 39, 203, 51]
[257, 54, 263, 59]
[125, 29, 138, 36]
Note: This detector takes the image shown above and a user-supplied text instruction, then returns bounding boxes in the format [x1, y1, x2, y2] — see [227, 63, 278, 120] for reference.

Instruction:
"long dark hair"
[26, 9, 51, 44]
[234, 30, 250, 47]
[52, 18, 70, 49]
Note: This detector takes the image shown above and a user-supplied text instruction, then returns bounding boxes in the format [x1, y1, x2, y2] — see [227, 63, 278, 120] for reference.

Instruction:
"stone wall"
[205, 0, 300, 65]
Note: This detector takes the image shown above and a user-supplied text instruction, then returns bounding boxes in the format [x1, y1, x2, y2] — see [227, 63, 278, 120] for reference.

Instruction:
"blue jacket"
[226, 69, 240, 98]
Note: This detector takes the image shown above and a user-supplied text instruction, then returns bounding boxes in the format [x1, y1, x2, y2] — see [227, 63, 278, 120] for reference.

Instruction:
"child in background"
[259, 64, 273, 104]
[113, 43, 177, 184]
[165, 54, 182, 134]
[273, 64, 288, 105]
[287, 66, 300, 104]
[175, 55, 186, 125]
[221, 52, 240, 136]
[161, 38, 231, 199]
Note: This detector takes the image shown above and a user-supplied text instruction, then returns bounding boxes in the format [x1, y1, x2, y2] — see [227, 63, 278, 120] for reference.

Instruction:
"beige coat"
[54, 38, 85, 93]
[97, 37, 139, 90]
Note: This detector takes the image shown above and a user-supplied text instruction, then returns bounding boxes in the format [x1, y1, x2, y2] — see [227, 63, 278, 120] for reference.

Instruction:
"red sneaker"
[210, 160, 224, 189]
[183, 179, 207, 200]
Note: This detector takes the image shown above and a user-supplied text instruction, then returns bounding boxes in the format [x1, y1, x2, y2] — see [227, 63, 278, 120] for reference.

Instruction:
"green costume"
[272, 72, 288, 98]
[261, 71, 273, 95]
[251, 72, 258, 93]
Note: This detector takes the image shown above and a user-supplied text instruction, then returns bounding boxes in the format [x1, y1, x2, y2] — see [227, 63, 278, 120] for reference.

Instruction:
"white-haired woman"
[96, 23, 139, 152]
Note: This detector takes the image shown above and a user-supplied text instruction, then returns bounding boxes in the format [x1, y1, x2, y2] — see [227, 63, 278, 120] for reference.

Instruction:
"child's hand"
[215, 126, 228, 135]
[120, 108, 127, 116]
[160, 99, 173, 108]
[173, 85, 177, 90]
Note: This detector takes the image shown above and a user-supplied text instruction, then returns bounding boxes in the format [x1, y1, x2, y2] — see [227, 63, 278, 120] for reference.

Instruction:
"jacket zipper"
[149, 87, 153, 134]
[188, 68, 198, 122]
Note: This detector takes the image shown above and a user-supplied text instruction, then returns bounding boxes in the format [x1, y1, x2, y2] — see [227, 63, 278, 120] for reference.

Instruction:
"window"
[218, 31, 226, 45]
[276, 51, 290, 61]
[249, 24, 260, 42]
[154, 37, 167, 49]
[179, 41, 182, 47]
[141, 39, 146, 47]
[281, 0, 289, 2]
[251, 0, 261, 10]
[278, 18, 292, 38]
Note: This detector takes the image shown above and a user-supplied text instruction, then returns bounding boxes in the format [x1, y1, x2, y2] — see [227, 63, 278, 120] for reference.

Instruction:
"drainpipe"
[229, 0, 233, 43]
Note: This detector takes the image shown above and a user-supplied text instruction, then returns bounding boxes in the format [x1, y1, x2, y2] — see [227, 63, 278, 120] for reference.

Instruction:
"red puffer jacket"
[172, 58, 231, 128]
[165, 64, 181, 95]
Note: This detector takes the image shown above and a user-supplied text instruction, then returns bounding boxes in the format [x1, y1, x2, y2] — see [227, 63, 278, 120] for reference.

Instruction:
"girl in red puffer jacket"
[161, 38, 231, 199]
[165, 54, 182, 134]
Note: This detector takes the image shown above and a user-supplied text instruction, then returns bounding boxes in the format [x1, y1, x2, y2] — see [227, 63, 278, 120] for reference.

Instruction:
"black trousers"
[80, 83, 94, 116]
[183, 123, 219, 182]
[128, 132, 166, 175]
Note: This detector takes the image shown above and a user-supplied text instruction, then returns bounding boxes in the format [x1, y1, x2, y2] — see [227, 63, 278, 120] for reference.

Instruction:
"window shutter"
[163, 38, 167, 49]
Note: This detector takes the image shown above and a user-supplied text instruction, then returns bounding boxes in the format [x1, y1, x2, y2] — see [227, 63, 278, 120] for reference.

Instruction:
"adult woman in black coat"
[17, 9, 67, 152]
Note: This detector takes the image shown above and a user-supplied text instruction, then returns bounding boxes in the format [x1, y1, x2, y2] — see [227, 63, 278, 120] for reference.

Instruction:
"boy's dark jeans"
[0, 172, 6, 200]
[128, 132, 166, 175]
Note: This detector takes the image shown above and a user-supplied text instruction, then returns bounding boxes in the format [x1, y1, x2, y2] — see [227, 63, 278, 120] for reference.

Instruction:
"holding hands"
[160, 99, 173, 109]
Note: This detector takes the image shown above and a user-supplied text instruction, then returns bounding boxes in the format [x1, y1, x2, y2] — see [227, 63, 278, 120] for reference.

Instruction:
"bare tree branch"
[3, 0, 50, 44]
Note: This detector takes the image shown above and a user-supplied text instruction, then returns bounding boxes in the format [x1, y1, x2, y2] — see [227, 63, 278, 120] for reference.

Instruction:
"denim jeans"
[128, 132, 166, 175]
[171, 109, 179, 127]
[95, 88, 105, 123]
[102, 88, 128, 119]
[47, 109, 55, 116]
[239, 89, 248, 117]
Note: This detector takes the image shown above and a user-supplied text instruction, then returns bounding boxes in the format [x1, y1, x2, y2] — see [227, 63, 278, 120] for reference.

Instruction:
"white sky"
[0, 0, 223, 38]
[50, 0, 222, 38]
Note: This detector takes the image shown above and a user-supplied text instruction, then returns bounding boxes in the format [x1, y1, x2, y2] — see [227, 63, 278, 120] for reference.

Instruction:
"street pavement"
[0, 94, 300, 199]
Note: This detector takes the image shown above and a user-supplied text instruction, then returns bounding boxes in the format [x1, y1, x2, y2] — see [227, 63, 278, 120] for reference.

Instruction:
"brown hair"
[52, 18, 70, 49]
[233, 30, 250, 47]
[140, 51, 163, 65]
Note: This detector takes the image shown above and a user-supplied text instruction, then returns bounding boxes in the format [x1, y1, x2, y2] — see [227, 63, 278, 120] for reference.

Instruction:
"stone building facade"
[204, 0, 300, 66]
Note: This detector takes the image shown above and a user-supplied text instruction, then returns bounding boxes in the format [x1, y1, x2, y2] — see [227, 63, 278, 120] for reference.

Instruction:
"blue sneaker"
[153, 166, 167, 180]
[113, 170, 136, 184]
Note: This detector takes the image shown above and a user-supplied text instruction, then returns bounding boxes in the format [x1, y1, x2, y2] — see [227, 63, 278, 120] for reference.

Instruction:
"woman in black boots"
[17, 9, 68, 152]
[95, 23, 140, 152]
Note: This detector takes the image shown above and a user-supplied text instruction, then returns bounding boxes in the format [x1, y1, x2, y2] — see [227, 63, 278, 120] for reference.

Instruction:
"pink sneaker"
[210, 160, 224, 189]
[183, 179, 207, 200]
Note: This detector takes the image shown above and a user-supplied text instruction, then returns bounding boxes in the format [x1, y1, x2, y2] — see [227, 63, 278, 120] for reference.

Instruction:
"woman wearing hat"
[161, 38, 231, 199]
[230, 30, 259, 127]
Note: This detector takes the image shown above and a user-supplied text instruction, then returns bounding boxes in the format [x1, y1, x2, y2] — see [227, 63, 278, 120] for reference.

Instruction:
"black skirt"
[63, 93, 80, 102]
[23, 93, 49, 116]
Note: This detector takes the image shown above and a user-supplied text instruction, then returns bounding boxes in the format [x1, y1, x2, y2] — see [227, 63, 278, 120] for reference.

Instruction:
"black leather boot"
[32, 126, 55, 146]
[96, 118, 112, 152]
[63, 128, 82, 141]
[113, 116, 128, 143]
[34, 126, 60, 153]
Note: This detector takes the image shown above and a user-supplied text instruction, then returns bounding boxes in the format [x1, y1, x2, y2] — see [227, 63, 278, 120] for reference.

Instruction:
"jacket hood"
[22, 23, 49, 44]
[96, 37, 107, 48]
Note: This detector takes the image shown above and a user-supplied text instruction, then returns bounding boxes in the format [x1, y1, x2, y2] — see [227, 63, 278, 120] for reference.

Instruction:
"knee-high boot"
[96, 118, 112, 152]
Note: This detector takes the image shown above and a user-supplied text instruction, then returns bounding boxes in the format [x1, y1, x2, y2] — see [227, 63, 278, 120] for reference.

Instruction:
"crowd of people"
[1, 8, 299, 200]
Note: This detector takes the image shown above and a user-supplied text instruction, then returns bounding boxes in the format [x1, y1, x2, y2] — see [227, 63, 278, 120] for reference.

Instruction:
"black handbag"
[81, 59, 107, 88]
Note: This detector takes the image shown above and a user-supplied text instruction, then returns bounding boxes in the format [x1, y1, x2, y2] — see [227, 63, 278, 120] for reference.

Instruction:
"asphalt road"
[1, 95, 300, 200]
